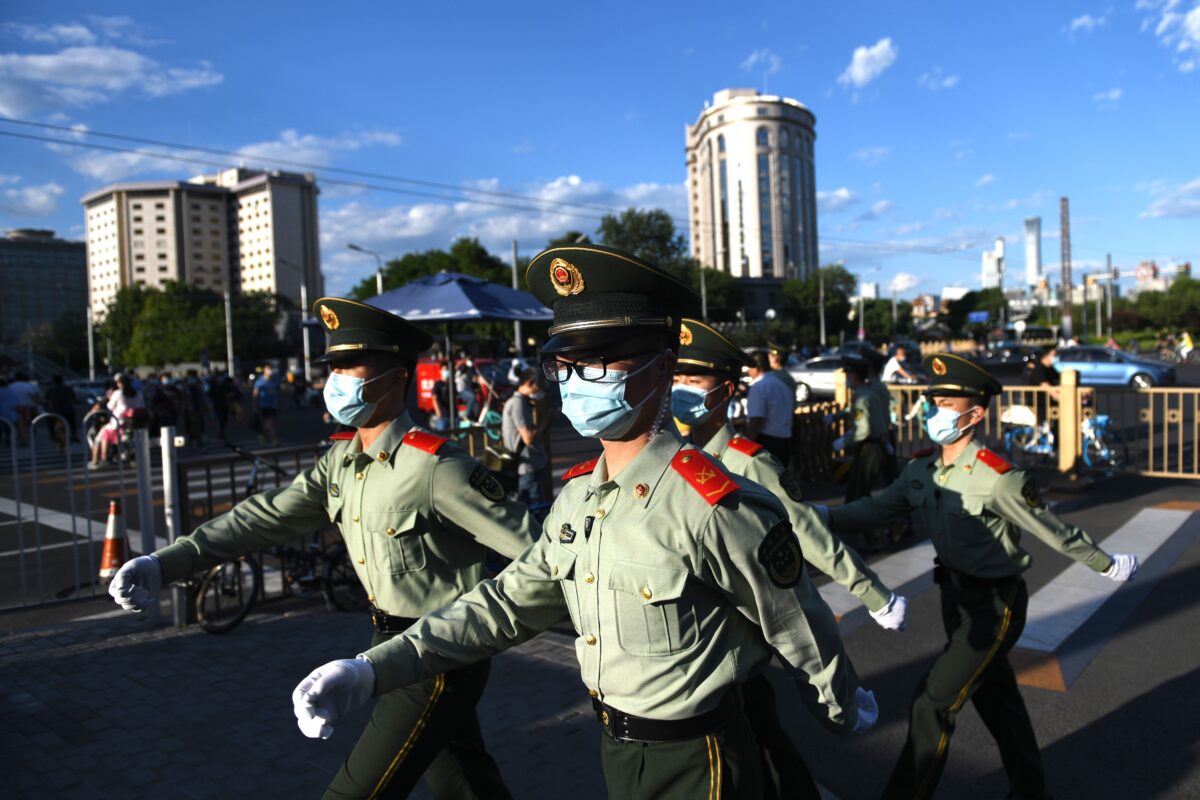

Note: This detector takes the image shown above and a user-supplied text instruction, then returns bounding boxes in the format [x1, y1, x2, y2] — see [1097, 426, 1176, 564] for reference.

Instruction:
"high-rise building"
[81, 168, 323, 320]
[981, 238, 1005, 289]
[0, 229, 87, 343]
[1023, 217, 1042, 288]
[685, 88, 819, 315]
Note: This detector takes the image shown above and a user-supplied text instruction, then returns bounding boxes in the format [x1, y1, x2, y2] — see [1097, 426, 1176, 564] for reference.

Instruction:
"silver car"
[785, 355, 845, 403]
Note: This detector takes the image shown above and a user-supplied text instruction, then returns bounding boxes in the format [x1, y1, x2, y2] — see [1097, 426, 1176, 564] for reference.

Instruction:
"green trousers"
[845, 439, 886, 503]
[741, 673, 821, 800]
[884, 578, 1046, 800]
[599, 711, 762, 799]
[323, 633, 511, 800]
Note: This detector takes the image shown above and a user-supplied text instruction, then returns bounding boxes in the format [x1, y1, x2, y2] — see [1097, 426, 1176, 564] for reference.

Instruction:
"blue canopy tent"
[365, 271, 552, 429]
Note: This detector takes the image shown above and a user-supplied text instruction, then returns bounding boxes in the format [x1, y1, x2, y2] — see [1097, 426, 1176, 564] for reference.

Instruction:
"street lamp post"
[348, 243, 384, 296]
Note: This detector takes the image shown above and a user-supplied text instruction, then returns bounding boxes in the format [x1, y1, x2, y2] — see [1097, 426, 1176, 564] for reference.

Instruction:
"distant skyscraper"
[1024, 217, 1042, 287]
[981, 238, 1005, 289]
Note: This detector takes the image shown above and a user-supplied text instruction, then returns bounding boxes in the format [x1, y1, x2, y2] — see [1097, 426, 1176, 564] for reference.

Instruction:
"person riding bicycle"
[1180, 331, 1194, 362]
[108, 297, 537, 800]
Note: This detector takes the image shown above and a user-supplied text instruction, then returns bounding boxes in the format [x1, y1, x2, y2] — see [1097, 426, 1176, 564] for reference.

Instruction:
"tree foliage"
[781, 265, 857, 346]
[350, 237, 512, 300]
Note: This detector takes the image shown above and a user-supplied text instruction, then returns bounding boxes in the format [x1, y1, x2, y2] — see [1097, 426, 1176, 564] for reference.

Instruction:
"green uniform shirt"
[700, 422, 892, 613]
[828, 438, 1114, 579]
[362, 427, 861, 729]
[839, 380, 890, 444]
[154, 411, 536, 617]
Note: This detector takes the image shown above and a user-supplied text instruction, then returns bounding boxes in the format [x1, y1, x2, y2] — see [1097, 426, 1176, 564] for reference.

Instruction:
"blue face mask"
[323, 368, 398, 427]
[670, 384, 725, 426]
[560, 354, 663, 439]
[923, 401, 973, 445]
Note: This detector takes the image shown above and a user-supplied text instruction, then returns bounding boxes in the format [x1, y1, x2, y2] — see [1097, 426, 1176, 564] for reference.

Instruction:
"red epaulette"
[976, 448, 1013, 474]
[671, 450, 739, 506]
[912, 447, 936, 459]
[562, 457, 599, 482]
[726, 437, 764, 457]
[327, 431, 355, 441]
[402, 430, 448, 455]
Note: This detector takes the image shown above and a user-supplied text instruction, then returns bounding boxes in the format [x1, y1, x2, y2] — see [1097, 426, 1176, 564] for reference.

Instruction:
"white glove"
[870, 594, 908, 631]
[108, 555, 163, 612]
[851, 687, 878, 733]
[1103, 553, 1138, 582]
[810, 503, 830, 528]
[832, 436, 847, 451]
[292, 657, 377, 739]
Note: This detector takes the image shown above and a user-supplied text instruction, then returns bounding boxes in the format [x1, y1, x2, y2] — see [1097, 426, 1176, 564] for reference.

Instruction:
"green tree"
[862, 298, 913, 341]
[349, 237, 512, 299]
[782, 265, 857, 347]
[96, 284, 152, 367]
[547, 230, 591, 248]
[945, 288, 1006, 335]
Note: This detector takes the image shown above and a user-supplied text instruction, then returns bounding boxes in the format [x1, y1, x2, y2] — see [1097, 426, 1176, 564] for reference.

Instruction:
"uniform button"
[377, 451, 389, 461]
[367, 595, 375, 603]
[584, 573, 595, 584]
[585, 634, 597, 646]
[588, 689, 598, 699]
[552, 565, 559, 576]
[681, 454, 693, 463]
[641, 587, 652, 600]
[352, 514, 360, 523]
[356, 472, 364, 480]
[595, 508, 606, 519]
[357, 558, 365, 565]
[386, 527, 397, 536]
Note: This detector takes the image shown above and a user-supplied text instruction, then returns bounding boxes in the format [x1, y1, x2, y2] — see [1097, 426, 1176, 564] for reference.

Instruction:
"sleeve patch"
[727, 437, 764, 457]
[1021, 478, 1045, 509]
[671, 450, 739, 506]
[468, 463, 506, 502]
[976, 448, 1013, 474]
[757, 520, 803, 589]
[779, 469, 805, 503]
[403, 430, 448, 455]
[562, 457, 599, 482]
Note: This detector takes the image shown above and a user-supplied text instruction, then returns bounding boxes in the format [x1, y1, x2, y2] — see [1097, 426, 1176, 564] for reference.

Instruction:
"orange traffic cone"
[98, 499, 129, 580]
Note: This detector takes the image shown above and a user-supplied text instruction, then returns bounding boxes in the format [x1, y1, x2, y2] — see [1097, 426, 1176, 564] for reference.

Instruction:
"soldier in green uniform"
[672, 318, 907, 799]
[292, 245, 877, 799]
[109, 298, 536, 799]
[815, 353, 1139, 800]
[768, 341, 798, 404]
[827, 352, 894, 550]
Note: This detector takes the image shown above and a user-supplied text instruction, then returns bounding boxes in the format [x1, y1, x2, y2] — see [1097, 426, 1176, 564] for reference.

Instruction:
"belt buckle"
[370, 608, 388, 631]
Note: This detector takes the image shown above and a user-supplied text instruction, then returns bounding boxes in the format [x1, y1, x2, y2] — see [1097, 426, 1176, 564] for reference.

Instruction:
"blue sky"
[1, 1, 1197, 297]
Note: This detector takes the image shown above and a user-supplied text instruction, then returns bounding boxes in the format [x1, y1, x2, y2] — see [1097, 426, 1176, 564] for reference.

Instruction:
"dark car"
[1056, 346, 1176, 388]
[975, 342, 1042, 371]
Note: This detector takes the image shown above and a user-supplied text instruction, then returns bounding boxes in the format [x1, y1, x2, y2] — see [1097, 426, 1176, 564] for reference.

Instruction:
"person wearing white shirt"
[744, 351, 794, 463]
[881, 345, 918, 384]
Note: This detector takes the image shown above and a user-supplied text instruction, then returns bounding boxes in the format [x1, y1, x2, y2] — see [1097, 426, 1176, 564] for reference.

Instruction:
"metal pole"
[445, 328, 457, 431]
[699, 266, 709, 322]
[818, 269, 826, 348]
[86, 311, 95, 382]
[1106, 253, 1114, 337]
[134, 428, 159, 625]
[160, 425, 187, 626]
[891, 288, 898, 337]
[300, 282, 312, 383]
[511, 240, 523, 358]
[1095, 284, 1102, 339]
[224, 290, 235, 374]
[375, 254, 383, 296]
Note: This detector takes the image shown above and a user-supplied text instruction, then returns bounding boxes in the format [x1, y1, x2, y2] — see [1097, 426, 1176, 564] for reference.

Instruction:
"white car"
[785, 355, 846, 403]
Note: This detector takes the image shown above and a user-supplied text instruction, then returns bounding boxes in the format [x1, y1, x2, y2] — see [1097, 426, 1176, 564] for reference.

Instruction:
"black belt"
[933, 560, 1019, 591]
[369, 606, 417, 634]
[591, 690, 739, 743]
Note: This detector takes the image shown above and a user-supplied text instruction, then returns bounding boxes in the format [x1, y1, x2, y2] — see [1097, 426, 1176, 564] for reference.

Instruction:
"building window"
[756, 127, 769, 148]
[156, 228, 166, 235]
[717, 134, 725, 154]
[133, 228, 143, 235]
[719, 158, 730, 272]
[133, 216, 143, 223]
[756, 107, 767, 116]
[758, 154, 774, 276]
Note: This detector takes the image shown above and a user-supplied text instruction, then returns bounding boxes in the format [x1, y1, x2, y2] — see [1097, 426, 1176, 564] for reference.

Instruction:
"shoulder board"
[327, 431, 355, 441]
[562, 457, 599, 482]
[911, 447, 936, 459]
[671, 450, 740, 506]
[726, 437, 764, 457]
[976, 448, 1013, 474]
[401, 430, 448, 455]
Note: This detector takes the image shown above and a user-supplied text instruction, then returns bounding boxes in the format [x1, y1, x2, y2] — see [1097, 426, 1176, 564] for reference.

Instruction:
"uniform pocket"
[608, 562, 698, 657]
[362, 508, 425, 576]
[551, 545, 581, 631]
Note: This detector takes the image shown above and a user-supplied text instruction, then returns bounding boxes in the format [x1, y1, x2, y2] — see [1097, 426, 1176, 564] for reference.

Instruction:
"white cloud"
[849, 146, 891, 165]
[889, 272, 921, 293]
[1140, 176, 1200, 218]
[1138, 0, 1200, 73]
[856, 199, 894, 221]
[917, 66, 959, 90]
[976, 174, 996, 187]
[512, 139, 535, 154]
[892, 221, 927, 235]
[0, 174, 20, 185]
[0, 181, 64, 216]
[236, 129, 401, 165]
[820, 225, 996, 269]
[1067, 13, 1108, 34]
[816, 187, 859, 213]
[2, 22, 97, 46]
[740, 48, 782, 76]
[837, 38, 898, 89]
[1093, 87, 1123, 109]
[934, 207, 958, 219]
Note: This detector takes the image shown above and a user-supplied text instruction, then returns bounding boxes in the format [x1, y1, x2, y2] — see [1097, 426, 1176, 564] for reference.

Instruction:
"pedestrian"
[291, 244, 876, 798]
[745, 350, 795, 463]
[882, 344, 920, 384]
[429, 364, 452, 431]
[148, 373, 182, 432]
[815, 353, 1139, 800]
[44, 374, 78, 449]
[253, 364, 280, 445]
[767, 341, 798, 402]
[183, 369, 208, 446]
[90, 374, 142, 469]
[109, 297, 535, 799]
[8, 371, 40, 446]
[455, 353, 479, 420]
[672, 317, 906, 799]
[208, 371, 234, 440]
[293, 369, 309, 408]
[501, 367, 552, 511]
[0, 377, 14, 446]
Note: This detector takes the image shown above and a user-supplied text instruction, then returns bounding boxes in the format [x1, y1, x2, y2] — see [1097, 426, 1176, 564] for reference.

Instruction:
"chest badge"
[559, 524, 577, 544]
[329, 483, 340, 497]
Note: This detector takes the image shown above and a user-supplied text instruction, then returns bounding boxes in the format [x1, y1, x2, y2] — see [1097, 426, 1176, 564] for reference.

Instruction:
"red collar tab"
[402, 430, 448, 455]
[976, 448, 1013, 474]
[726, 437, 764, 457]
[671, 449, 739, 506]
[562, 457, 599, 482]
[327, 431, 355, 441]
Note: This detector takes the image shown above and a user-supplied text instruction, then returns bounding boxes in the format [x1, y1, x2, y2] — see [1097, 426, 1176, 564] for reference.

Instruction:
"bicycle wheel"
[323, 544, 369, 612]
[1084, 433, 1127, 471]
[1006, 426, 1037, 456]
[196, 556, 260, 634]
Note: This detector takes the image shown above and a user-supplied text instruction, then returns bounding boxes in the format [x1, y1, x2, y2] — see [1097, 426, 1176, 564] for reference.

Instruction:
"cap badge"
[931, 357, 947, 376]
[319, 304, 340, 331]
[550, 257, 585, 297]
[679, 323, 694, 346]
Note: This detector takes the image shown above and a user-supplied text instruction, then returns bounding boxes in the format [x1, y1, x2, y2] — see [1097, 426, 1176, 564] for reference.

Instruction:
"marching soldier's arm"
[360, 531, 568, 694]
[700, 492, 862, 732]
[154, 453, 332, 584]
[826, 473, 915, 533]
[745, 457, 891, 612]
[989, 470, 1114, 573]
[430, 453, 539, 559]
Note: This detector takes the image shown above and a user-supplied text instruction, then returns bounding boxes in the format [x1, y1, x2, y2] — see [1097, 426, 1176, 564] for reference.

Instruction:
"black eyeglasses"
[540, 353, 655, 384]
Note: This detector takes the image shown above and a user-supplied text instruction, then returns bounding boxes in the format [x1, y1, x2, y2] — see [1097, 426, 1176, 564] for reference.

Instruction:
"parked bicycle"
[1000, 404, 1127, 472]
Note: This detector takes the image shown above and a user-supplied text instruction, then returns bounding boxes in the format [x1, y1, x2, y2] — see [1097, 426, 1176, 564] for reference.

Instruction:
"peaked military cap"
[311, 297, 434, 364]
[923, 352, 1003, 397]
[677, 318, 755, 377]
[767, 340, 790, 358]
[526, 244, 702, 356]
